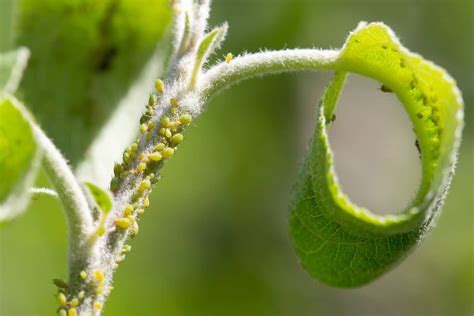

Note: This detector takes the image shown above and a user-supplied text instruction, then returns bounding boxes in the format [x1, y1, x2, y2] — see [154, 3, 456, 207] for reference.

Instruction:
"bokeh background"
[0, 0, 472, 315]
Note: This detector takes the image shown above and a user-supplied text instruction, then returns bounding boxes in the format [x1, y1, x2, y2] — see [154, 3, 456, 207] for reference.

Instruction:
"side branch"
[199, 49, 340, 99]
[33, 125, 94, 281]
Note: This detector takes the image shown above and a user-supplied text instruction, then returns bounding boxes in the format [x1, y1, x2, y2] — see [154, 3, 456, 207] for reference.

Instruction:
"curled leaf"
[84, 181, 113, 215]
[290, 23, 463, 287]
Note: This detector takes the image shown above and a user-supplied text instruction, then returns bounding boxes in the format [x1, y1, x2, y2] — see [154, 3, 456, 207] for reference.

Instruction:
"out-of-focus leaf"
[0, 95, 41, 223]
[290, 23, 464, 287]
[15, 0, 172, 163]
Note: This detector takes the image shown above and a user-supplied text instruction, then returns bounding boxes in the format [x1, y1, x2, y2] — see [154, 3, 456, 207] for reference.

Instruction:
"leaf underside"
[290, 23, 464, 287]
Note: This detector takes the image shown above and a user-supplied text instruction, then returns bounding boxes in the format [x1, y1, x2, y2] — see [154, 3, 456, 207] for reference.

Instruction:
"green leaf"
[0, 95, 41, 223]
[15, 0, 172, 163]
[290, 23, 464, 287]
[0, 47, 29, 94]
[84, 181, 112, 215]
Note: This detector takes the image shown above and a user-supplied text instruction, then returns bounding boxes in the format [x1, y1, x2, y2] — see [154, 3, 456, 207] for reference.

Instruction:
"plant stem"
[199, 49, 340, 100]
[33, 125, 94, 287]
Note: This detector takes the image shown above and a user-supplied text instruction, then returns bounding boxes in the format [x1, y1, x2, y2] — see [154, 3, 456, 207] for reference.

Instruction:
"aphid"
[156, 143, 166, 151]
[68, 308, 77, 316]
[165, 128, 172, 138]
[143, 196, 150, 208]
[170, 133, 184, 145]
[113, 163, 123, 176]
[122, 245, 132, 253]
[130, 220, 139, 238]
[70, 298, 79, 307]
[80, 271, 87, 280]
[179, 114, 192, 125]
[137, 162, 147, 173]
[162, 147, 175, 158]
[93, 302, 103, 310]
[124, 205, 134, 217]
[140, 124, 148, 134]
[226, 52, 233, 63]
[114, 217, 131, 229]
[136, 208, 145, 215]
[415, 139, 421, 158]
[58, 309, 67, 316]
[131, 143, 138, 151]
[110, 178, 119, 192]
[95, 270, 104, 282]
[139, 179, 151, 192]
[155, 79, 164, 93]
[148, 94, 156, 106]
[78, 291, 85, 300]
[159, 127, 166, 135]
[161, 116, 171, 127]
[380, 84, 392, 93]
[97, 226, 106, 236]
[53, 279, 68, 289]
[57, 293, 67, 306]
[170, 98, 179, 107]
[331, 114, 336, 122]
[149, 152, 162, 162]
[148, 121, 155, 130]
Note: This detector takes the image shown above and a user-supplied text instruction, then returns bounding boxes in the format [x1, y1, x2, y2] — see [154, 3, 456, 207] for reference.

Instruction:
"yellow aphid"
[95, 270, 104, 282]
[138, 153, 145, 160]
[80, 271, 87, 280]
[159, 127, 166, 135]
[131, 143, 138, 151]
[68, 308, 77, 316]
[148, 121, 155, 130]
[161, 116, 170, 127]
[136, 208, 145, 215]
[114, 217, 131, 229]
[57, 293, 67, 306]
[140, 124, 147, 134]
[148, 152, 162, 162]
[93, 302, 103, 310]
[162, 147, 175, 158]
[226, 52, 233, 63]
[155, 79, 164, 93]
[97, 226, 106, 236]
[171, 133, 184, 145]
[130, 220, 139, 237]
[155, 143, 165, 151]
[143, 196, 150, 208]
[58, 310, 67, 316]
[137, 162, 147, 173]
[139, 179, 151, 192]
[78, 291, 85, 300]
[122, 245, 132, 252]
[97, 286, 103, 294]
[170, 98, 179, 107]
[165, 128, 172, 138]
[148, 94, 156, 106]
[124, 205, 134, 216]
[127, 215, 135, 222]
[170, 107, 176, 115]
[168, 121, 177, 128]
[146, 133, 152, 141]
[179, 114, 192, 125]
[70, 298, 79, 307]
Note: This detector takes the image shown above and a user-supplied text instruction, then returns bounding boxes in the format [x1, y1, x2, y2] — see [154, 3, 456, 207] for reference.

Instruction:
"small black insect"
[380, 84, 392, 93]
[415, 139, 421, 159]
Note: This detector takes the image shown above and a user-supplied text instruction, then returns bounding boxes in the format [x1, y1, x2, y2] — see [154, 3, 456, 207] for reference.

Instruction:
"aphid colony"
[55, 269, 107, 316]
[109, 78, 193, 238]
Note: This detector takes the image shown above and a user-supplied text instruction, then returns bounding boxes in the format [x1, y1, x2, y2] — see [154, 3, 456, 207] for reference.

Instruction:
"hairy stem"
[33, 125, 94, 287]
[199, 49, 340, 100]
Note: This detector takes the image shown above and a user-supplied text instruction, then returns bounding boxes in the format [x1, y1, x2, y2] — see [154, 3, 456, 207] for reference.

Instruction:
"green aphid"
[53, 278, 68, 289]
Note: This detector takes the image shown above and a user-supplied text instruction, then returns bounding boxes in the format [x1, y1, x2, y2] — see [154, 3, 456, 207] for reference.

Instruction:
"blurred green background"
[0, 0, 472, 315]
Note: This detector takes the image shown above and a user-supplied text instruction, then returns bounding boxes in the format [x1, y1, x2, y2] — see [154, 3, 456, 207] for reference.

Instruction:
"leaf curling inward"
[289, 22, 463, 287]
[0, 95, 41, 223]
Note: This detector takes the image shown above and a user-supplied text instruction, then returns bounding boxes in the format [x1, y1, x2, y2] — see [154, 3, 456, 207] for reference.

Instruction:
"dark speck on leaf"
[380, 84, 392, 93]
